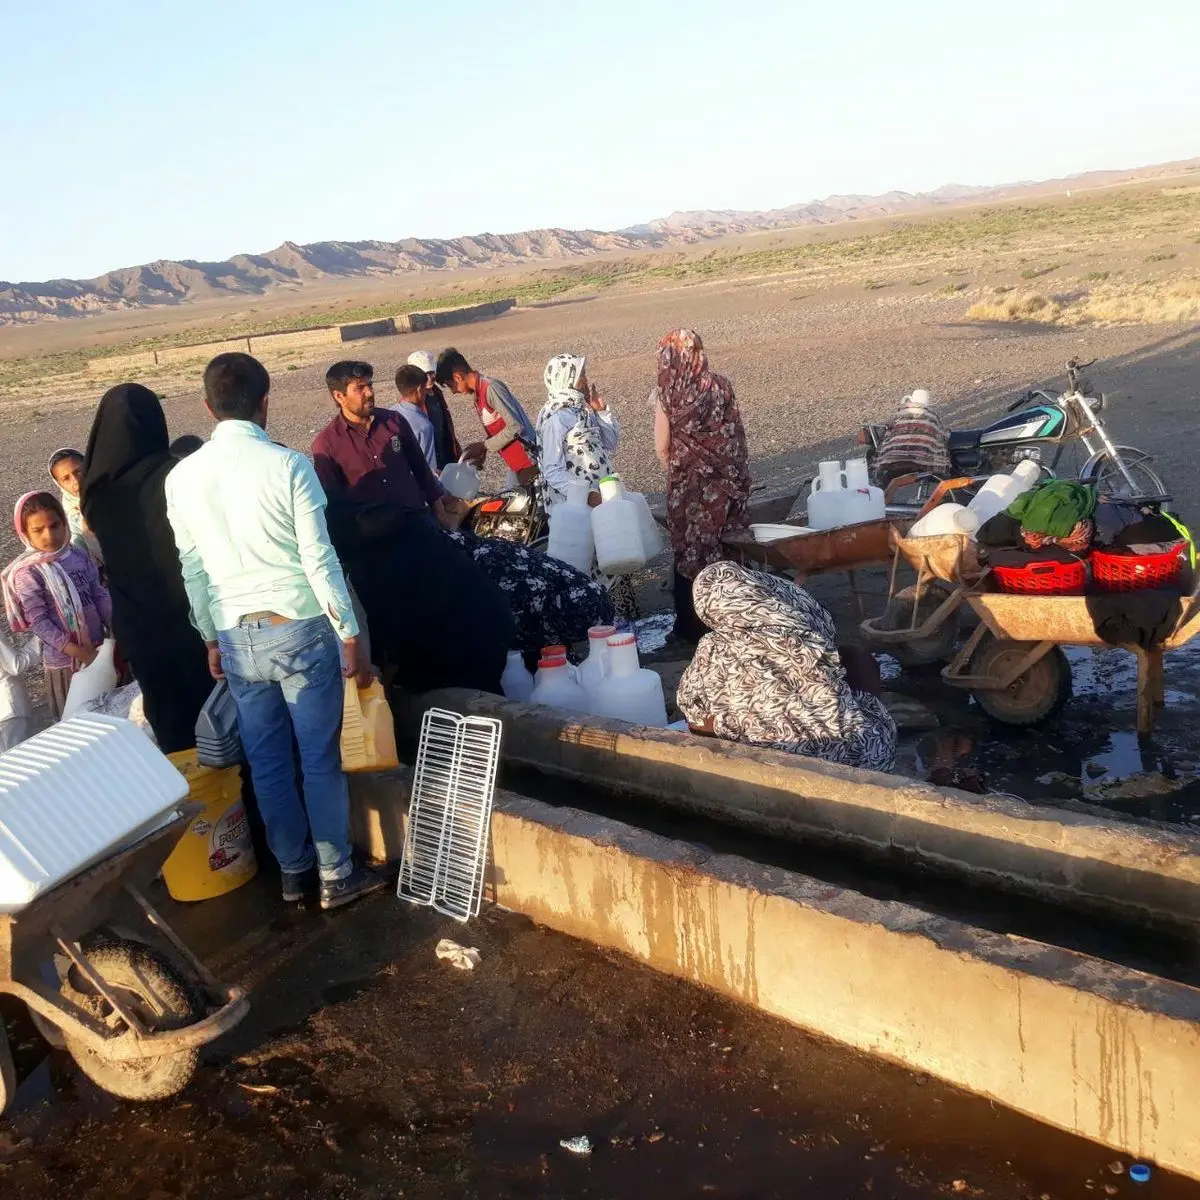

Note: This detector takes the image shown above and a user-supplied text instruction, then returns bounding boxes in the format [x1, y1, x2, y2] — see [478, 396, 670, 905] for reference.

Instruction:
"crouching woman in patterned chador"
[675, 562, 896, 772]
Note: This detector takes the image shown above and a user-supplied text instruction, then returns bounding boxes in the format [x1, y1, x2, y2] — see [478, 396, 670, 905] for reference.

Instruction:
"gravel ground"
[3, 280, 1196, 754]
[5, 280, 1197, 566]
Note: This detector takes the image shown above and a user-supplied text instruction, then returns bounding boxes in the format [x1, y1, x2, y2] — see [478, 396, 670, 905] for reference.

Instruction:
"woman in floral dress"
[652, 329, 751, 642]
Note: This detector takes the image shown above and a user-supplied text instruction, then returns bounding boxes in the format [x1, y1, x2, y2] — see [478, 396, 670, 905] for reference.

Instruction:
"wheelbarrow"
[941, 578, 1200, 733]
[860, 476, 987, 665]
[0, 810, 248, 1114]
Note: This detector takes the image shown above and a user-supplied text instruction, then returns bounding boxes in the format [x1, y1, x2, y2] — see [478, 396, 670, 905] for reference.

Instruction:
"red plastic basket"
[992, 558, 1087, 596]
[1090, 542, 1185, 593]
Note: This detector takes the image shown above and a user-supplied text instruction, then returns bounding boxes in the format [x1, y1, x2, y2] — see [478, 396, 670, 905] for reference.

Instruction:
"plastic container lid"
[1129, 1164, 1151, 1184]
[536, 657, 568, 670]
[588, 625, 617, 641]
[606, 633, 636, 647]
[542, 644, 567, 658]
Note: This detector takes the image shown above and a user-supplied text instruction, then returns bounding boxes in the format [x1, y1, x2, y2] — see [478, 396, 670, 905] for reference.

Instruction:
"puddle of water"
[1081, 730, 1148, 784]
[1066, 643, 1200, 707]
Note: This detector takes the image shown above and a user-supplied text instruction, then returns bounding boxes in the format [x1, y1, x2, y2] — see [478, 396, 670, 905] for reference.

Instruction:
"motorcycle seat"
[948, 429, 984, 451]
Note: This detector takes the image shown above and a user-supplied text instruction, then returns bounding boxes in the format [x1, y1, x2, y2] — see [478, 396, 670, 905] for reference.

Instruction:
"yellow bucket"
[162, 749, 258, 901]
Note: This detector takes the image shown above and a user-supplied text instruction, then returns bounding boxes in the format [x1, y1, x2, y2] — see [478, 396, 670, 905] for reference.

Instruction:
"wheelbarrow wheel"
[881, 586, 959, 667]
[970, 638, 1072, 726]
[60, 939, 204, 1103]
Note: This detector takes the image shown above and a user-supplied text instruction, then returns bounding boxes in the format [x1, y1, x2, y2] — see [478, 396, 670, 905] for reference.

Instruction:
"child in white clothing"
[0, 623, 41, 751]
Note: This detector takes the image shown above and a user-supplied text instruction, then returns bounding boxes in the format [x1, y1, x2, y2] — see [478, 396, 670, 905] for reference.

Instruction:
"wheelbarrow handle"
[913, 477, 977, 521]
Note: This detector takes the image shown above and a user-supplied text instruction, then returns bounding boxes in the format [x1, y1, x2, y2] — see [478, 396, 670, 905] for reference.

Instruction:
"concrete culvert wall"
[391, 689, 1200, 931]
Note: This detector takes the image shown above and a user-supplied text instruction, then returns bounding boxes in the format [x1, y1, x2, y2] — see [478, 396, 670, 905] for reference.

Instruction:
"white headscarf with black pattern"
[536, 353, 613, 505]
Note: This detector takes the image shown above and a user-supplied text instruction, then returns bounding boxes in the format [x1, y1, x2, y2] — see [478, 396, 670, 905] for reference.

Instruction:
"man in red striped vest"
[435, 348, 539, 486]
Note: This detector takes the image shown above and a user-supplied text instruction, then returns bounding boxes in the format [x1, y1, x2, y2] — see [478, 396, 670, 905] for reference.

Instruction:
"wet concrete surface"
[3, 876, 1200, 1199]
[883, 640, 1200, 828]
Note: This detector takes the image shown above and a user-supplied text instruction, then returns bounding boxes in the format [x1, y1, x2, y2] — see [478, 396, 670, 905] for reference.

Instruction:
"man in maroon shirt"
[312, 360, 512, 694]
[312, 360, 448, 519]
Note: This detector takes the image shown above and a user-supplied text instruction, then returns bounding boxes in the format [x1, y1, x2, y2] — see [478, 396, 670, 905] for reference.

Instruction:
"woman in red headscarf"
[653, 329, 751, 642]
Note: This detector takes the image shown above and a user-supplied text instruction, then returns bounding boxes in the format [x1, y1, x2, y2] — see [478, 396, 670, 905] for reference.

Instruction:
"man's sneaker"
[281, 867, 318, 903]
[319, 864, 390, 911]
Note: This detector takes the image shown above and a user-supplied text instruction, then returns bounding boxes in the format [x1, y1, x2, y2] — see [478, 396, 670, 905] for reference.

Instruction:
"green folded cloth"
[1007, 481, 1097, 539]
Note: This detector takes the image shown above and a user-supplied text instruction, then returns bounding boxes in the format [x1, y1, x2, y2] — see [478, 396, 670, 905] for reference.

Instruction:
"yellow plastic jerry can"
[162, 748, 258, 901]
[340, 678, 400, 773]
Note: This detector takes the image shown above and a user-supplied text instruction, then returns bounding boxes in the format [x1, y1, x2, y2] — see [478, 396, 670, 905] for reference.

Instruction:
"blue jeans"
[218, 615, 351, 882]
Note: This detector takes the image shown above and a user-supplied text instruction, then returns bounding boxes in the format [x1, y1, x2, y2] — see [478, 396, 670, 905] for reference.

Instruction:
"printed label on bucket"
[209, 802, 251, 872]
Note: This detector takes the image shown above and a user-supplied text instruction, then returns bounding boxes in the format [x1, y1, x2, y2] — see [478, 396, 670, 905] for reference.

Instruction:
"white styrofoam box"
[0, 714, 189, 913]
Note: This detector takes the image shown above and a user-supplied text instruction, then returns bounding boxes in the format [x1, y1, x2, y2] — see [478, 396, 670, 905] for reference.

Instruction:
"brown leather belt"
[240, 611, 291, 626]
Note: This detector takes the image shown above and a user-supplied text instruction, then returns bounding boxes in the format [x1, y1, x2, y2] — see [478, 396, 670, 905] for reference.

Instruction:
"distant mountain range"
[3, 158, 1197, 327]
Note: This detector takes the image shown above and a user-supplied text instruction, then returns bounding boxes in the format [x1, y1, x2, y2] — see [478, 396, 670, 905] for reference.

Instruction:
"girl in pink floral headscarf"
[653, 329, 751, 642]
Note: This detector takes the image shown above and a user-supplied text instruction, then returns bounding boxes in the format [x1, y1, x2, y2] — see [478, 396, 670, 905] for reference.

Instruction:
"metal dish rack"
[398, 708, 503, 922]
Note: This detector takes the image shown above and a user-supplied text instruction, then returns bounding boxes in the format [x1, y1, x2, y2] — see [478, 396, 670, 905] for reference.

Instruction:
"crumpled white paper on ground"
[435, 938, 481, 970]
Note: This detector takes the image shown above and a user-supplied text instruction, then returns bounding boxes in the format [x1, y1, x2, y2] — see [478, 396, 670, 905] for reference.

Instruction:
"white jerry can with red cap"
[590, 632, 667, 727]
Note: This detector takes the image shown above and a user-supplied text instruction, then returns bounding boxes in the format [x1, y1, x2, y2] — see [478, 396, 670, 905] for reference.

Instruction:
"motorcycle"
[460, 482, 549, 550]
[859, 359, 1169, 503]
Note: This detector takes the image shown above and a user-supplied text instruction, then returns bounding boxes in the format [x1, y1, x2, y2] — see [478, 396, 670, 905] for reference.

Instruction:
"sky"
[1, 0, 1198, 283]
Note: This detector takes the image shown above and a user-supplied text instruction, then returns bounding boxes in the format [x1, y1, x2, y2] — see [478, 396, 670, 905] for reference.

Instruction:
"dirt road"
[3, 878, 1195, 1199]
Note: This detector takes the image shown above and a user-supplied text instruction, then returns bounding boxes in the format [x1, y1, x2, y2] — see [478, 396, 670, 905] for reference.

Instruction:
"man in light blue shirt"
[166, 352, 385, 911]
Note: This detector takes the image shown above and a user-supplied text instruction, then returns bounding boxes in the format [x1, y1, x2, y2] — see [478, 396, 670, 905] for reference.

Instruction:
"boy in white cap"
[406, 350, 482, 471]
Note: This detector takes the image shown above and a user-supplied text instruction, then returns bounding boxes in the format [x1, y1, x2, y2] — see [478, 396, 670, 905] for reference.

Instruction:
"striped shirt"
[874, 403, 951, 477]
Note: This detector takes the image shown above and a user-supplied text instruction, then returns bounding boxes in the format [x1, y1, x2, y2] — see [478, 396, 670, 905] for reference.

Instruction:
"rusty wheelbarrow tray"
[722, 517, 905, 618]
[940, 579, 1200, 734]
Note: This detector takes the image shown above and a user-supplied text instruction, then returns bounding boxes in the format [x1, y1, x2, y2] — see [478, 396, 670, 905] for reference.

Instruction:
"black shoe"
[319, 864, 389, 911]
[281, 866, 318, 903]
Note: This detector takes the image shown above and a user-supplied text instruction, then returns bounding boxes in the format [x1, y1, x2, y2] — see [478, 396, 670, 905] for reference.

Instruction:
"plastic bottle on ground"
[529, 658, 590, 714]
[591, 633, 668, 727]
[500, 650, 535, 702]
[579, 624, 615, 709]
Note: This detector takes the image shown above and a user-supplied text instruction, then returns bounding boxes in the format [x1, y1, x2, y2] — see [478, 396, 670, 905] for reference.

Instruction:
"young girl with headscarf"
[653, 329, 751, 642]
[535, 354, 621, 510]
[1, 491, 112, 719]
[48, 447, 104, 566]
[537, 353, 637, 620]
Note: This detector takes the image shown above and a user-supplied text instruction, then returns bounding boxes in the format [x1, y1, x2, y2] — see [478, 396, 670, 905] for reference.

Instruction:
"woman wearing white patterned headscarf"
[676, 562, 896, 771]
[535, 353, 621, 511]
[536, 354, 639, 619]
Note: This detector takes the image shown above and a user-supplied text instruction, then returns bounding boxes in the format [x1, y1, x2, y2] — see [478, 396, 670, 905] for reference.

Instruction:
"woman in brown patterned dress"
[653, 329, 751, 642]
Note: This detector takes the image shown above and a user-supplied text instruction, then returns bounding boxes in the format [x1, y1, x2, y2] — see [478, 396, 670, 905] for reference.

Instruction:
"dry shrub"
[1067, 277, 1200, 325]
[965, 292, 1062, 322]
[966, 277, 1200, 326]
